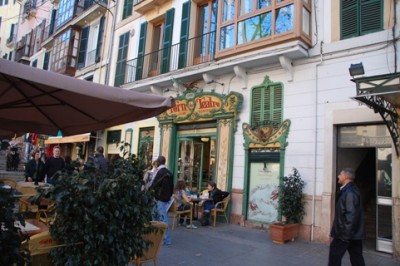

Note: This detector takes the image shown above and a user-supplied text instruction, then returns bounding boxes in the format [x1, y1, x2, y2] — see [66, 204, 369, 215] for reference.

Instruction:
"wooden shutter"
[122, 0, 133, 20]
[95, 16, 105, 63]
[340, 0, 358, 39]
[78, 26, 89, 69]
[161, 8, 175, 74]
[271, 85, 282, 123]
[114, 32, 129, 86]
[43, 51, 50, 70]
[136, 22, 147, 81]
[251, 87, 262, 126]
[360, 0, 382, 35]
[178, 1, 191, 69]
[49, 9, 57, 35]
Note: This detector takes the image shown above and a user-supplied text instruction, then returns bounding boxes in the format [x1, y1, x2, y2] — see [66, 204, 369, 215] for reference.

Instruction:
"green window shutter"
[251, 87, 262, 126]
[360, 0, 382, 35]
[43, 51, 50, 70]
[251, 84, 283, 126]
[136, 22, 147, 81]
[122, 0, 133, 20]
[178, 1, 191, 69]
[161, 8, 175, 74]
[340, 0, 358, 39]
[78, 26, 89, 69]
[271, 85, 282, 123]
[114, 32, 129, 87]
[95, 16, 105, 63]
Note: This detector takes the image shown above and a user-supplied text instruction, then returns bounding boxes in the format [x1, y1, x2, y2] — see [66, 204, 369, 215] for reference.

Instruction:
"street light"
[349, 63, 365, 77]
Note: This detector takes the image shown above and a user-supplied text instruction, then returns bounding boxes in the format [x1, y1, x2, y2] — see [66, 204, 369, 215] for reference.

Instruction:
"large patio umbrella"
[0, 59, 174, 137]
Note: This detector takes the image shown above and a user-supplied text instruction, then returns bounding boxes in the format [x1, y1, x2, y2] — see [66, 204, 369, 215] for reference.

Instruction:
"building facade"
[1, 0, 399, 259]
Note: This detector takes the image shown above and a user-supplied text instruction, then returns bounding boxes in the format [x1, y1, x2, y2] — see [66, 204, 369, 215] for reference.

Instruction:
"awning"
[0, 59, 174, 137]
[352, 73, 400, 155]
[45, 133, 91, 144]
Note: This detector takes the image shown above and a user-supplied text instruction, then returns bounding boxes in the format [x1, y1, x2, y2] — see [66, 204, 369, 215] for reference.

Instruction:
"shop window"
[340, 0, 383, 39]
[138, 127, 154, 169]
[251, 81, 282, 128]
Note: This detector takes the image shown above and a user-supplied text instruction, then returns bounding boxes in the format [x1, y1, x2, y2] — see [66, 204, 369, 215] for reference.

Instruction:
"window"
[124, 129, 133, 154]
[78, 16, 105, 69]
[31, 59, 37, 67]
[56, 0, 76, 29]
[194, 0, 217, 64]
[217, 0, 310, 57]
[51, 28, 79, 73]
[138, 127, 154, 169]
[341, 0, 383, 39]
[251, 78, 282, 128]
[43, 51, 50, 70]
[114, 31, 130, 86]
[122, 0, 133, 20]
[107, 130, 121, 144]
[149, 20, 164, 77]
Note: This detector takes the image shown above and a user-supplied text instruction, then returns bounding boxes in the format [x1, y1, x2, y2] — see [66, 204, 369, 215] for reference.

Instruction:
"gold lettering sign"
[194, 95, 222, 114]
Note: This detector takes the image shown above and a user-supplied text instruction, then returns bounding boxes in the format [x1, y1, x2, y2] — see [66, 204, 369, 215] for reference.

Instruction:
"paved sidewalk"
[152, 222, 398, 266]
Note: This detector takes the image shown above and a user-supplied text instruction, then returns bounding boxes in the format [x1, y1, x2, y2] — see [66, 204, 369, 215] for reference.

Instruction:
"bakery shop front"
[157, 91, 243, 194]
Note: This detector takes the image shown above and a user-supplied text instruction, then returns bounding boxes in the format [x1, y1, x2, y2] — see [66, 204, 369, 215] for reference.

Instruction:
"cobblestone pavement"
[149, 221, 399, 266]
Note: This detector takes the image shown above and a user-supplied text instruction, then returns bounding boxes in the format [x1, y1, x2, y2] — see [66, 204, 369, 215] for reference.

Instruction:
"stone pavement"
[151, 221, 399, 266]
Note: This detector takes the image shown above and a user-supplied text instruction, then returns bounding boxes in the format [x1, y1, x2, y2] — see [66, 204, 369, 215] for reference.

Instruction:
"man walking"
[45, 146, 65, 184]
[329, 168, 365, 266]
[94, 146, 108, 173]
[150, 155, 173, 245]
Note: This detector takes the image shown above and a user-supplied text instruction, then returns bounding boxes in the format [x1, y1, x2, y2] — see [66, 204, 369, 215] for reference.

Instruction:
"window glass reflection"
[258, 0, 271, 9]
[240, 0, 253, 16]
[275, 4, 294, 34]
[238, 12, 272, 45]
[223, 0, 235, 22]
[220, 24, 235, 49]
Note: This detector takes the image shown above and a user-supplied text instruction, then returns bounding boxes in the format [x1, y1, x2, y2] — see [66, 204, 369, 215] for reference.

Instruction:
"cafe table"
[17, 218, 48, 236]
[16, 182, 52, 212]
[189, 196, 212, 220]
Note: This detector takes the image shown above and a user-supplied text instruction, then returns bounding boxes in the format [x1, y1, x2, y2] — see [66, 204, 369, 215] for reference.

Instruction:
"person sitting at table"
[24, 150, 45, 182]
[200, 181, 224, 226]
[173, 179, 197, 229]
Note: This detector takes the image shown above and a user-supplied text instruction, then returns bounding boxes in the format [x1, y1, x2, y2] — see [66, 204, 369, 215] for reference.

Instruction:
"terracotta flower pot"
[269, 223, 299, 244]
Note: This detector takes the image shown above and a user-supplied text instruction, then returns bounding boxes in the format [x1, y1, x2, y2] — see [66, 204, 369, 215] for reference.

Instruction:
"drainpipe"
[311, 40, 324, 241]
[103, 0, 118, 86]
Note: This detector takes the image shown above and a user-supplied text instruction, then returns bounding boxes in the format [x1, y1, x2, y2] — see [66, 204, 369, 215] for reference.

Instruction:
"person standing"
[150, 155, 173, 245]
[95, 146, 108, 173]
[45, 146, 65, 184]
[24, 151, 45, 182]
[329, 168, 365, 266]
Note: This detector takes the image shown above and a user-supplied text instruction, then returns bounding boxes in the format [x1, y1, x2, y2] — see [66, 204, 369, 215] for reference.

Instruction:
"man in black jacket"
[329, 168, 365, 266]
[150, 155, 173, 245]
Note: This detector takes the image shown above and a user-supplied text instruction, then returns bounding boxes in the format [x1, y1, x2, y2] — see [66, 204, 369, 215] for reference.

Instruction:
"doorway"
[175, 137, 216, 194]
[337, 124, 393, 253]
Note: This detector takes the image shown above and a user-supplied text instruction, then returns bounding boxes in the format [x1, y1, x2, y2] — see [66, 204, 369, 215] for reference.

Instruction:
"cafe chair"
[168, 199, 193, 230]
[18, 186, 39, 213]
[0, 178, 17, 189]
[130, 221, 167, 266]
[36, 203, 56, 226]
[211, 194, 231, 227]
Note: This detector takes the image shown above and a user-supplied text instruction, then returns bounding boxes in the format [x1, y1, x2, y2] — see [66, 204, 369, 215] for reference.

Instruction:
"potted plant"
[33, 154, 158, 265]
[269, 167, 305, 244]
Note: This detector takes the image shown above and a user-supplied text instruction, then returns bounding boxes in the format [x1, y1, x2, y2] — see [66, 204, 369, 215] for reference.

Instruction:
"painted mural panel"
[247, 162, 279, 223]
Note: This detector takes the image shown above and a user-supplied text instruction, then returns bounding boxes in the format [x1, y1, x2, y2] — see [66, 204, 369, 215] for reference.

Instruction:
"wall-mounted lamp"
[201, 137, 210, 142]
[349, 63, 364, 77]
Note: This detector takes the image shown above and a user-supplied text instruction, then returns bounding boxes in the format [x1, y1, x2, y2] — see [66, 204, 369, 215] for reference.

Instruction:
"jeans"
[153, 199, 172, 245]
[328, 238, 365, 266]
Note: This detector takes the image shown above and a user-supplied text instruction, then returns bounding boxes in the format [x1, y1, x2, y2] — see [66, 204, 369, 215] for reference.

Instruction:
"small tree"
[37, 154, 156, 265]
[278, 168, 305, 224]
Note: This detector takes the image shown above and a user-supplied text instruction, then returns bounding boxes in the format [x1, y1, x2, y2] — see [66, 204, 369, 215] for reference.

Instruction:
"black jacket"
[150, 166, 173, 202]
[24, 159, 45, 182]
[330, 182, 365, 241]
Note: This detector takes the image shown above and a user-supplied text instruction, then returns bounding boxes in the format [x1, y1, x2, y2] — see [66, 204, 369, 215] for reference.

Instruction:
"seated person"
[200, 181, 224, 226]
[173, 179, 197, 228]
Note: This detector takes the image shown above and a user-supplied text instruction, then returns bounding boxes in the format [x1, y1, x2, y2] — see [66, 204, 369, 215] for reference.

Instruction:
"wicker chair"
[130, 221, 168, 266]
[0, 178, 17, 189]
[210, 194, 231, 227]
[168, 198, 193, 230]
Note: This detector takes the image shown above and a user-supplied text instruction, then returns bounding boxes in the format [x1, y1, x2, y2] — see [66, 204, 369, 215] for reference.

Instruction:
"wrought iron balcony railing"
[121, 31, 216, 85]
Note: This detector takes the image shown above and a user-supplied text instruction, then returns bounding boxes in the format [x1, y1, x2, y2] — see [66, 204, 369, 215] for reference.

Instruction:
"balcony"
[41, 0, 107, 49]
[6, 34, 16, 48]
[24, 0, 37, 19]
[133, 0, 170, 14]
[121, 31, 216, 85]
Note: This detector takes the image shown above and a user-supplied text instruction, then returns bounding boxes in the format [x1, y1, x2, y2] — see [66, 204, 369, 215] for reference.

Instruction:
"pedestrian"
[143, 160, 157, 191]
[95, 146, 108, 173]
[149, 155, 174, 245]
[45, 146, 65, 184]
[328, 168, 365, 266]
[199, 181, 224, 226]
[24, 150, 45, 182]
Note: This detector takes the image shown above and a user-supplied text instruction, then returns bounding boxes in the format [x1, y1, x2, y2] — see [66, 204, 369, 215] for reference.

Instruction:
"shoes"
[186, 224, 198, 229]
[163, 241, 172, 246]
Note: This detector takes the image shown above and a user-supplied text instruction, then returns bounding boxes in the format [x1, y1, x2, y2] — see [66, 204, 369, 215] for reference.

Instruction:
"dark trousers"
[328, 238, 365, 266]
